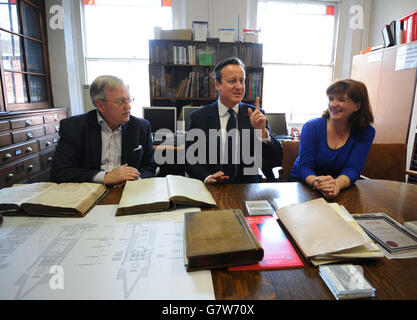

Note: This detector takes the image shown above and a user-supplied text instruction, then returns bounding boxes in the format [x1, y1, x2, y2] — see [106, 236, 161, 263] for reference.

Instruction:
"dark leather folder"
[184, 209, 264, 271]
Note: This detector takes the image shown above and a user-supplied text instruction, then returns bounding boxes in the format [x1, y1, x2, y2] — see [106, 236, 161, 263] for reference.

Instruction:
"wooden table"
[101, 179, 417, 300]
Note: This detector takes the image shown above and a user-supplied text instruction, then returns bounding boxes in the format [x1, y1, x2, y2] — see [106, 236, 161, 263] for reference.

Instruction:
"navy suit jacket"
[50, 110, 157, 183]
[185, 101, 283, 183]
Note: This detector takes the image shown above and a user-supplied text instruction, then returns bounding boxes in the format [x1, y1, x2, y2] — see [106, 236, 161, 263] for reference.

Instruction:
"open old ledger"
[0, 182, 108, 217]
[276, 198, 383, 266]
[116, 175, 216, 216]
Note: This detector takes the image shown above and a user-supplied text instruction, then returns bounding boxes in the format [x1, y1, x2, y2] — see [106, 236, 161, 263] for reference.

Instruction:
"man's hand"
[206, 171, 229, 184]
[248, 97, 268, 138]
[104, 164, 140, 186]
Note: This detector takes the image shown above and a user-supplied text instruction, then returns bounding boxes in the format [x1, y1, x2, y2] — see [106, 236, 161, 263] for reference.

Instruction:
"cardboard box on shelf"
[219, 28, 235, 42]
[158, 29, 193, 40]
[243, 29, 259, 43]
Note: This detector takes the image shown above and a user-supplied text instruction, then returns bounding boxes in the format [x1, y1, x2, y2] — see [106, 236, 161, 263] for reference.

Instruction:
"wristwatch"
[312, 178, 318, 191]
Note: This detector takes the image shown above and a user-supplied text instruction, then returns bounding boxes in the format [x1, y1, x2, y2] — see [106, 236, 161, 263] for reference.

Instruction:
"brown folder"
[276, 198, 368, 260]
[184, 209, 264, 271]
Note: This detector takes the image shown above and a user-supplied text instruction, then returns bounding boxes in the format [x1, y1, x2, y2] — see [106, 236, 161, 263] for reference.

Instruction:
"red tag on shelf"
[326, 6, 334, 16]
[162, 0, 171, 7]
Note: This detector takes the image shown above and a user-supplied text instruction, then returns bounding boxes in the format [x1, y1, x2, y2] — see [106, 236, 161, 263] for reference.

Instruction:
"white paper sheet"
[0, 205, 214, 300]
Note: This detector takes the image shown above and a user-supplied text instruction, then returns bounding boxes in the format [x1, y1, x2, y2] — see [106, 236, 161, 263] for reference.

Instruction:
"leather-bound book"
[184, 209, 264, 271]
[116, 175, 216, 216]
[0, 182, 107, 217]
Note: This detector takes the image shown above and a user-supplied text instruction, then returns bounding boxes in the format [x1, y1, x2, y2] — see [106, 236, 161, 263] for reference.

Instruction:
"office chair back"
[281, 140, 300, 181]
[361, 143, 406, 182]
[280, 142, 406, 182]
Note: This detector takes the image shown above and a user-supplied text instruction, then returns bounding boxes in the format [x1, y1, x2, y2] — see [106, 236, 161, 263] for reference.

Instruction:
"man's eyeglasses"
[102, 98, 135, 106]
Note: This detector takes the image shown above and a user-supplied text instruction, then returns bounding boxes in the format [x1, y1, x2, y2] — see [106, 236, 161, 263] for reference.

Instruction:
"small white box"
[244, 32, 258, 43]
[219, 28, 235, 42]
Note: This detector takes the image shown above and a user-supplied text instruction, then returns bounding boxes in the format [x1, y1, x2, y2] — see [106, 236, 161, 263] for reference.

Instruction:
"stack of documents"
[276, 198, 383, 266]
[353, 213, 417, 259]
[319, 264, 376, 300]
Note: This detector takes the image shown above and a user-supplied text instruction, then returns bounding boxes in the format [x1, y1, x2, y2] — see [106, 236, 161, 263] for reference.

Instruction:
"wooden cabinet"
[0, 1, 52, 112]
[0, 108, 67, 188]
[407, 93, 417, 184]
[0, 1, 63, 188]
[351, 41, 417, 184]
[352, 43, 416, 144]
[148, 39, 264, 113]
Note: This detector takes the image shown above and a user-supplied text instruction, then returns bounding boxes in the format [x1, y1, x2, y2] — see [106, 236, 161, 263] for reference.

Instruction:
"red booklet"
[229, 216, 304, 270]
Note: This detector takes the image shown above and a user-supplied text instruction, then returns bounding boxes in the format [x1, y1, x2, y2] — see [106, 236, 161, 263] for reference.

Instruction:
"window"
[0, 0, 51, 111]
[257, 0, 338, 124]
[82, 0, 172, 117]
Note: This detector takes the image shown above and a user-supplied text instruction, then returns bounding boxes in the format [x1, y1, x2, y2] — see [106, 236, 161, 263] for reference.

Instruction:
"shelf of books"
[148, 39, 264, 111]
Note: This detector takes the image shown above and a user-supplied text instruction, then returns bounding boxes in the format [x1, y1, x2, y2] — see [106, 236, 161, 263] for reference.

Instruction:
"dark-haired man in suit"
[185, 57, 282, 184]
[50, 75, 157, 187]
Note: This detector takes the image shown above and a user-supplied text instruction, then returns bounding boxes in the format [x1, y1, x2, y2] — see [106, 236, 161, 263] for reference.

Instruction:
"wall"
[174, 0, 255, 41]
[172, 0, 417, 75]
[46, 0, 385, 116]
[369, 0, 416, 47]
[334, 0, 373, 79]
[177, 0, 372, 79]
[45, 0, 85, 116]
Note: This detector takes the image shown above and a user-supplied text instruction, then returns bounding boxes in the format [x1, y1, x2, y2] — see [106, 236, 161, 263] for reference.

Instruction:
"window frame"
[0, 0, 52, 112]
[257, 0, 340, 125]
[80, 1, 173, 117]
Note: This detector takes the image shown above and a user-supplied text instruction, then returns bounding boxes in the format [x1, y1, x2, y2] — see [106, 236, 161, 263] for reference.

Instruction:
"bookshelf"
[148, 39, 264, 113]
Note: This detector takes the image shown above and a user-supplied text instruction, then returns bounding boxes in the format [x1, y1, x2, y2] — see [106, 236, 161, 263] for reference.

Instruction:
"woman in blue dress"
[290, 79, 375, 199]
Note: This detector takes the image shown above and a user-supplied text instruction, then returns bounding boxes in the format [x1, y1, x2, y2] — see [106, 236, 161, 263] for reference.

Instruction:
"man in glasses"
[50, 75, 157, 187]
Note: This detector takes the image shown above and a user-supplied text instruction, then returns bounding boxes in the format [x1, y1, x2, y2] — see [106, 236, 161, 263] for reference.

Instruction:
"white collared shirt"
[218, 100, 240, 157]
[92, 111, 122, 184]
[218, 100, 270, 141]
[203, 100, 270, 183]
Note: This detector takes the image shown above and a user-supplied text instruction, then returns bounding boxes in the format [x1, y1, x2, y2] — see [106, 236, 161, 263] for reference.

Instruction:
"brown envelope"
[276, 198, 368, 258]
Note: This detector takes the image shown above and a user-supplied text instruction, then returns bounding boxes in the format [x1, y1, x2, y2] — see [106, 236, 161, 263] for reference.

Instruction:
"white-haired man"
[50, 75, 157, 187]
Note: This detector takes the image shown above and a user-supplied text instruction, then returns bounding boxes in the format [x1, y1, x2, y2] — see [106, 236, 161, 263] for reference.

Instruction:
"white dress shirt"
[203, 100, 270, 183]
[92, 111, 122, 184]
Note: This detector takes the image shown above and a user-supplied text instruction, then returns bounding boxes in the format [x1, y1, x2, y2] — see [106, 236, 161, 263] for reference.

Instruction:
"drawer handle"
[27, 164, 34, 170]
[45, 141, 51, 147]
[27, 132, 33, 139]
[7, 173, 14, 180]
[3, 153, 12, 160]
[25, 120, 32, 126]
[25, 146, 33, 153]
[47, 157, 53, 162]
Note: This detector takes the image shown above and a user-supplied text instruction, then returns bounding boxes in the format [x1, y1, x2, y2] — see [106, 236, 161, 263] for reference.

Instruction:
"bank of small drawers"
[0, 108, 67, 188]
